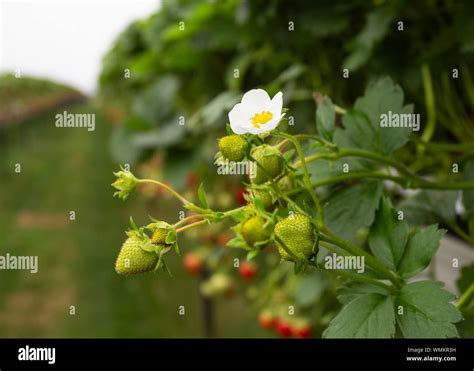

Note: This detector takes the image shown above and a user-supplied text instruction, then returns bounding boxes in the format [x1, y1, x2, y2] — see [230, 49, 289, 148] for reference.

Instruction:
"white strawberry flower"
[228, 89, 284, 135]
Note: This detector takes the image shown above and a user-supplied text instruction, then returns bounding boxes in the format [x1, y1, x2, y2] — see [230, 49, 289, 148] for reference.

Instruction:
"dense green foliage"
[99, 0, 474, 166]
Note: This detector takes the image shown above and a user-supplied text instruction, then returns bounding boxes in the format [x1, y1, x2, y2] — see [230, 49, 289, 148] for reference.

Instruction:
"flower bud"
[112, 168, 139, 200]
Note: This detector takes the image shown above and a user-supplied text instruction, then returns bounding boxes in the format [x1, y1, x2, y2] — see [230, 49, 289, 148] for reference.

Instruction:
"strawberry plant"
[112, 79, 474, 338]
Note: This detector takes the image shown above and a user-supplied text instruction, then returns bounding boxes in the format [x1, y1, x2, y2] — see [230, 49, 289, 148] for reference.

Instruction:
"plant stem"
[275, 134, 335, 150]
[301, 148, 474, 190]
[276, 131, 324, 227]
[320, 231, 404, 289]
[456, 283, 474, 310]
[138, 179, 191, 205]
[336, 148, 420, 180]
[175, 206, 246, 233]
[274, 235, 301, 262]
[308, 261, 397, 295]
[286, 172, 406, 196]
[173, 214, 213, 228]
[176, 219, 207, 233]
[414, 140, 474, 154]
[292, 133, 336, 148]
[445, 221, 474, 245]
[320, 241, 397, 281]
[418, 64, 436, 154]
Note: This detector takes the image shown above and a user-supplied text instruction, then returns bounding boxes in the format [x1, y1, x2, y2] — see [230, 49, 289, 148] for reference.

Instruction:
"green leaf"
[160, 259, 173, 277]
[398, 190, 457, 225]
[397, 225, 445, 279]
[368, 197, 409, 271]
[165, 229, 177, 245]
[294, 272, 329, 307]
[334, 77, 414, 156]
[227, 236, 246, 249]
[246, 249, 260, 261]
[173, 242, 180, 255]
[323, 180, 383, 242]
[225, 123, 233, 135]
[293, 261, 303, 275]
[323, 293, 395, 338]
[131, 75, 179, 124]
[337, 282, 390, 305]
[305, 146, 345, 183]
[109, 125, 142, 164]
[396, 281, 461, 338]
[131, 116, 186, 149]
[188, 91, 240, 130]
[271, 64, 306, 85]
[197, 183, 209, 209]
[316, 95, 335, 141]
[282, 148, 296, 162]
[343, 6, 397, 71]
[369, 197, 445, 278]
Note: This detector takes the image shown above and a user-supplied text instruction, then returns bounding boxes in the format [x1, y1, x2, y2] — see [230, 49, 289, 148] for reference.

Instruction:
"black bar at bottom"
[0, 339, 472, 368]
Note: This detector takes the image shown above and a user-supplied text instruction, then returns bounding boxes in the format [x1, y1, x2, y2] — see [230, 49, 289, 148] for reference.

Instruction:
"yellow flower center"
[250, 111, 273, 128]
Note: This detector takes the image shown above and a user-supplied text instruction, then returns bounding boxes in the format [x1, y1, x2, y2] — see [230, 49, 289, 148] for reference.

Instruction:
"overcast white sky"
[0, 0, 160, 93]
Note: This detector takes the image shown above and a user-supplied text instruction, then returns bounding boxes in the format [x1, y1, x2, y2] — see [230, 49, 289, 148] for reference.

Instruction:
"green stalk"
[320, 232, 404, 289]
[286, 172, 406, 196]
[276, 131, 324, 227]
[300, 148, 474, 190]
[274, 235, 303, 262]
[138, 179, 191, 205]
[413, 139, 474, 154]
[445, 221, 474, 245]
[308, 260, 397, 295]
[456, 283, 474, 310]
[418, 64, 436, 154]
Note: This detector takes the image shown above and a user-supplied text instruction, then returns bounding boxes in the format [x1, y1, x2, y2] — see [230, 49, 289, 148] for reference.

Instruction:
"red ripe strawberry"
[183, 253, 203, 275]
[258, 311, 274, 329]
[275, 318, 293, 337]
[217, 232, 232, 247]
[186, 172, 199, 190]
[235, 187, 249, 205]
[200, 230, 215, 245]
[238, 262, 257, 281]
[293, 323, 312, 339]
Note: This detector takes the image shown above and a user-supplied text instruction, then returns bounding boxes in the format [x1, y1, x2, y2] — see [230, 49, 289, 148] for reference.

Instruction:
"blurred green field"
[0, 103, 263, 338]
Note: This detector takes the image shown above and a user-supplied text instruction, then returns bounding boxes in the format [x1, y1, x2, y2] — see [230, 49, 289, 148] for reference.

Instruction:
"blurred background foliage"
[99, 0, 474, 186]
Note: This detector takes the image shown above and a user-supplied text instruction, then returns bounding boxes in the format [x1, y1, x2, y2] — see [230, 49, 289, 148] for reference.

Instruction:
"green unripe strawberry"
[251, 189, 274, 209]
[277, 175, 294, 193]
[200, 273, 234, 297]
[115, 236, 158, 276]
[151, 228, 168, 245]
[219, 135, 248, 162]
[241, 216, 270, 247]
[250, 145, 283, 185]
[275, 214, 315, 261]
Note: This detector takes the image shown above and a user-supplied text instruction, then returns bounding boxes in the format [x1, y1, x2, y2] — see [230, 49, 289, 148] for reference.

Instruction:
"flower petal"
[270, 91, 283, 116]
[262, 114, 284, 132]
[247, 125, 266, 135]
[229, 103, 251, 134]
[241, 89, 272, 113]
